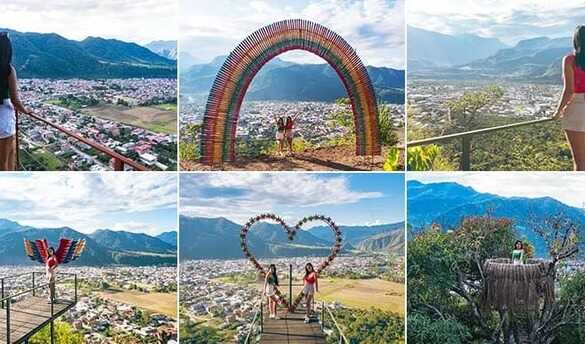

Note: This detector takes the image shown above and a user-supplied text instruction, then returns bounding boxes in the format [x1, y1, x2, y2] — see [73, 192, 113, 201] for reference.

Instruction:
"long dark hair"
[286, 116, 293, 127]
[0, 32, 12, 95]
[268, 264, 278, 286]
[574, 25, 585, 70]
[48, 246, 55, 257]
[304, 263, 314, 278]
[277, 117, 285, 131]
[514, 240, 523, 250]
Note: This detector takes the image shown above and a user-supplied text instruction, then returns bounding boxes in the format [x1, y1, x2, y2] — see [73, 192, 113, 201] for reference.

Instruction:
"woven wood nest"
[482, 258, 554, 312]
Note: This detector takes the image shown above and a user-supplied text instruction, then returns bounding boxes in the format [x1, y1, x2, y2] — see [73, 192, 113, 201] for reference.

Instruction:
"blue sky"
[0, 173, 177, 235]
[409, 172, 585, 209]
[180, 172, 404, 226]
[409, 0, 585, 45]
[1, 0, 176, 44]
[180, 0, 405, 68]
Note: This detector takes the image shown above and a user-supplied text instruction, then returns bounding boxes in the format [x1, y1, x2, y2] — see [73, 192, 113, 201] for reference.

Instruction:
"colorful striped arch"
[200, 19, 381, 165]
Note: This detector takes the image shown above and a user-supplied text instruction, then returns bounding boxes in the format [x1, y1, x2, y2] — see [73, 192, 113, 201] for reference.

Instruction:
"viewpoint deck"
[0, 296, 75, 344]
[260, 310, 326, 344]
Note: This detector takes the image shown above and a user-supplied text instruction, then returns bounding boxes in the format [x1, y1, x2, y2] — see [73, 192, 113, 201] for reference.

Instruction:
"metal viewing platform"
[16, 111, 148, 171]
[244, 301, 348, 344]
[0, 272, 78, 344]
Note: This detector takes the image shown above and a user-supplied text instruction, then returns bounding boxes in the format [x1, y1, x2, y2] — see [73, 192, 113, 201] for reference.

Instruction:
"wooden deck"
[261, 309, 326, 344]
[0, 296, 74, 344]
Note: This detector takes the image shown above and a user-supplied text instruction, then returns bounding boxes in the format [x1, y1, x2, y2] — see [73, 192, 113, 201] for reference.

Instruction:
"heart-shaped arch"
[240, 213, 342, 312]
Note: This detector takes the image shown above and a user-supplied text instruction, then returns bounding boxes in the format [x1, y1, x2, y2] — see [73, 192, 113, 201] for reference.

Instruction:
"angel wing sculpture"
[24, 238, 86, 265]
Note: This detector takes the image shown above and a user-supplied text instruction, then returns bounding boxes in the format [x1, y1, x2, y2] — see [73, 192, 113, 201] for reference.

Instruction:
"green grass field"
[154, 103, 177, 112]
[22, 148, 64, 170]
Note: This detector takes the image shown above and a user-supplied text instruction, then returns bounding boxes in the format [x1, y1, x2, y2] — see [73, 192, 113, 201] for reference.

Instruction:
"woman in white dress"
[263, 264, 280, 319]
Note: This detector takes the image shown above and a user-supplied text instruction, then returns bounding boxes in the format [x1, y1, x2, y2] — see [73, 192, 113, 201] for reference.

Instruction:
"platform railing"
[407, 118, 554, 170]
[243, 299, 263, 344]
[320, 302, 349, 344]
[0, 272, 78, 344]
[16, 111, 148, 171]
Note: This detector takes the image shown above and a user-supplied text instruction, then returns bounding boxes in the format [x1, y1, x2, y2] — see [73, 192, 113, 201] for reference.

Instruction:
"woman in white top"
[0, 32, 32, 171]
[262, 264, 280, 319]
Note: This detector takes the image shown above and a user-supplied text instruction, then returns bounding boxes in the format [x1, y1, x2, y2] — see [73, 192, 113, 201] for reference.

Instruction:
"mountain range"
[0, 218, 176, 266]
[179, 216, 404, 260]
[180, 56, 405, 104]
[145, 40, 177, 60]
[408, 26, 508, 68]
[407, 180, 585, 257]
[408, 27, 571, 82]
[3, 28, 176, 79]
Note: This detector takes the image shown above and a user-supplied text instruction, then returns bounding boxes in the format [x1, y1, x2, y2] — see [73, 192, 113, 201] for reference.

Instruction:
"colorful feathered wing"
[24, 238, 86, 265]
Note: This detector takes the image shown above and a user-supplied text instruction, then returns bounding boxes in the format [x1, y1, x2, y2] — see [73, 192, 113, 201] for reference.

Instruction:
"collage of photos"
[0, 0, 585, 343]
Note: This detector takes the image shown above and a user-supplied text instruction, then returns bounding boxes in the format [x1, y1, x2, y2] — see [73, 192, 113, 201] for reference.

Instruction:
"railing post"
[32, 272, 35, 297]
[321, 302, 325, 331]
[1, 278, 4, 309]
[6, 299, 10, 344]
[460, 136, 471, 171]
[112, 158, 124, 171]
[15, 110, 20, 170]
[75, 274, 78, 302]
[289, 264, 292, 309]
[260, 300, 263, 333]
[50, 320, 54, 344]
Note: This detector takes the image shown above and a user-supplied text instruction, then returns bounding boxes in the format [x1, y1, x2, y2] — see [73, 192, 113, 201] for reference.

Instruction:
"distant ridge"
[2, 28, 176, 79]
[179, 216, 404, 260]
[180, 56, 404, 103]
[407, 180, 585, 257]
[0, 218, 176, 266]
[408, 28, 571, 82]
[145, 40, 177, 60]
[408, 26, 508, 69]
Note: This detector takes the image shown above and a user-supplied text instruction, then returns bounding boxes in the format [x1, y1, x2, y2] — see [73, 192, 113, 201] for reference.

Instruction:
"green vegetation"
[48, 95, 99, 110]
[408, 214, 583, 343]
[327, 308, 404, 344]
[216, 271, 258, 285]
[21, 148, 65, 171]
[407, 85, 573, 170]
[154, 103, 178, 112]
[30, 321, 83, 344]
[180, 315, 228, 344]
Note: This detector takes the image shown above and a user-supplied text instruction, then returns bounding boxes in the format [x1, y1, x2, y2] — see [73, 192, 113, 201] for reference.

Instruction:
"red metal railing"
[16, 111, 148, 171]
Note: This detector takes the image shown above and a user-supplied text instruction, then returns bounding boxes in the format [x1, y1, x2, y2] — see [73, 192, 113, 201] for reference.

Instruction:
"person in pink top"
[46, 247, 58, 303]
[553, 25, 585, 170]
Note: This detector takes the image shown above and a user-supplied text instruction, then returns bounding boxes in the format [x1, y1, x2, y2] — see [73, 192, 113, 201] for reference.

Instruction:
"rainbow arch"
[200, 19, 381, 165]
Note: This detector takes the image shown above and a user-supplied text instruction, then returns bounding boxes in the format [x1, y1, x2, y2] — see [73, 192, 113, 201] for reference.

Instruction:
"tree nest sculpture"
[482, 258, 555, 312]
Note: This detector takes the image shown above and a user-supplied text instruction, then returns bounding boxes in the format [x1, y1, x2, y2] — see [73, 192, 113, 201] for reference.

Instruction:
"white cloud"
[2, 0, 177, 44]
[180, 0, 404, 67]
[180, 173, 383, 224]
[0, 173, 177, 233]
[408, 0, 585, 44]
[409, 172, 585, 208]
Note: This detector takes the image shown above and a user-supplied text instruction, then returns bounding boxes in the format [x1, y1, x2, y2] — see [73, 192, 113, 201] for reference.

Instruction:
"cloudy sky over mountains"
[1, 0, 177, 44]
[409, 0, 585, 45]
[409, 172, 585, 209]
[0, 174, 177, 235]
[180, 0, 404, 68]
[180, 172, 404, 226]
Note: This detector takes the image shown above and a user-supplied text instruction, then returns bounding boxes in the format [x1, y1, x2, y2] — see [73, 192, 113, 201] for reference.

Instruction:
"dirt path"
[181, 145, 394, 171]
